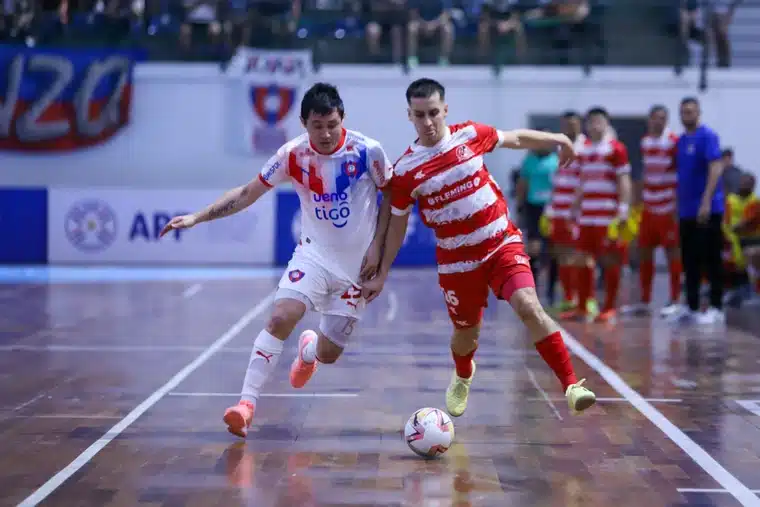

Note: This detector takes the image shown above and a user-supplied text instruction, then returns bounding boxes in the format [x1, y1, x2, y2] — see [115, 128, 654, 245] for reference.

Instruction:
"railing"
[0, 0, 754, 85]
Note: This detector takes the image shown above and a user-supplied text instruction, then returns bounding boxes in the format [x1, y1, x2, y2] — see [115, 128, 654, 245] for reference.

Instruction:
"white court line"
[525, 366, 563, 421]
[168, 392, 359, 398]
[182, 283, 203, 299]
[561, 330, 760, 506]
[11, 414, 123, 420]
[595, 397, 682, 403]
[17, 290, 276, 507]
[385, 291, 398, 322]
[678, 488, 760, 494]
[14, 393, 45, 411]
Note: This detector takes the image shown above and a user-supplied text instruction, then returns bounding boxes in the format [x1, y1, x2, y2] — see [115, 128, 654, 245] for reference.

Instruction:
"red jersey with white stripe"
[547, 134, 585, 219]
[259, 128, 392, 280]
[640, 131, 679, 215]
[577, 137, 631, 227]
[389, 121, 521, 275]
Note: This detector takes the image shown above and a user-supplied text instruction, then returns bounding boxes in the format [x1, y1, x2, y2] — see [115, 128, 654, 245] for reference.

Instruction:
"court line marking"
[678, 488, 760, 494]
[182, 283, 203, 299]
[561, 330, 760, 506]
[525, 366, 563, 420]
[168, 392, 359, 398]
[11, 414, 124, 420]
[17, 290, 276, 507]
[14, 393, 46, 411]
[386, 290, 398, 322]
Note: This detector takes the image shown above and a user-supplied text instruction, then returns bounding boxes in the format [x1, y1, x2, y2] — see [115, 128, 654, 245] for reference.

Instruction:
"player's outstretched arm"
[158, 176, 270, 238]
[497, 129, 575, 167]
[361, 212, 410, 302]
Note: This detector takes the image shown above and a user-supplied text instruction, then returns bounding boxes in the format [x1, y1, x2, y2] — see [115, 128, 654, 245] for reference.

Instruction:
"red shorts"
[437, 242, 535, 329]
[550, 218, 577, 247]
[638, 210, 679, 249]
[577, 225, 625, 258]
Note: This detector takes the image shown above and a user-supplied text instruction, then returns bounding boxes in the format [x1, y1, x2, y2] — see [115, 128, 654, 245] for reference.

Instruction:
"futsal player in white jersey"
[160, 83, 393, 438]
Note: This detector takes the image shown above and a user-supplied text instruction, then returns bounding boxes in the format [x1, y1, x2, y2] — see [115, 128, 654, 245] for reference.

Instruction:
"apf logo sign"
[64, 199, 118, 252]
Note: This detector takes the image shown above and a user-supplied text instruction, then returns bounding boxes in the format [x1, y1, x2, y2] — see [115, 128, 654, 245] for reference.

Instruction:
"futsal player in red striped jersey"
[362, 78, 596, 417]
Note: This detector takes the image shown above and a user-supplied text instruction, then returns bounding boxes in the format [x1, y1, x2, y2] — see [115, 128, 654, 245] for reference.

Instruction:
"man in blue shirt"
[675, 97, 726, 325]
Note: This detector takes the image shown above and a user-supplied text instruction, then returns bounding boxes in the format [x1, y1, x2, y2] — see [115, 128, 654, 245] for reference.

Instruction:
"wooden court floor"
[1, 267, 759, 507]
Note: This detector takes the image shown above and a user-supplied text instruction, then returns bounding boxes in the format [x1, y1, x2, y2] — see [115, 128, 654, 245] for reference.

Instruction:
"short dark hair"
[722, 148, 734, 157]
[649, 104, 668, 116]
[681, 96, 699, 107]
[586, 106, 609, 119]
[406, 78, 445, 104]
[562, 110, 581, 120]
[300, 82, 345, 121]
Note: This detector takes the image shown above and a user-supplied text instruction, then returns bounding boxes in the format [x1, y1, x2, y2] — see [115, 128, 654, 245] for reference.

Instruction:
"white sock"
[301, 333, 318, 364]
[240, 329, 284, 404]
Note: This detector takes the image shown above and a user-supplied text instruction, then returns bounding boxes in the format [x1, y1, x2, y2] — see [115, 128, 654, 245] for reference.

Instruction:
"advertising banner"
[0, 46, 139, 152]
[0, 188, 48, 263]
[275, 190, 437, 267]
[48, 189, 275, 264]
[225, 47, 313, 156]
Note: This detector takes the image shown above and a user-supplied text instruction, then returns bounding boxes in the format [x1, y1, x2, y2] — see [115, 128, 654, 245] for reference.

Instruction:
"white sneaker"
[620, 303, 650, 316]
[660, 302, 684, 318]
[666, 305, 698, 325]
[695, 307, 726, 326]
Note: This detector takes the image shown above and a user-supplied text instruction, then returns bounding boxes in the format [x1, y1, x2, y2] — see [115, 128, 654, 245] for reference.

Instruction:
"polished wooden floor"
[1, 268, 760, 507]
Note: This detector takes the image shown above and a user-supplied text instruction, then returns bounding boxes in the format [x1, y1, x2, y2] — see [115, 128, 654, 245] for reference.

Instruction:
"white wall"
[3, 64, 759, 191]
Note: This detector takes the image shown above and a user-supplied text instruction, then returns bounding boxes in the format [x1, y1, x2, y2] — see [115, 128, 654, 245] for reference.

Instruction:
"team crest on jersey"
[456, 144, 474, 161]
[343, 160, 358, 178]
[288, 269, 305, 282]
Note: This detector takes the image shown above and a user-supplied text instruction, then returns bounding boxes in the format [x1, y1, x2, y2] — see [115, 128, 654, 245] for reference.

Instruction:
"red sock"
[535, 331, 578, 391]
[559, 265, 576, 302]
[639, 259, 654, 304]
[452, 349, 475, 379]
[578, 265, 594, 312]
[668, 259, 683, 302]
[603, 265, 621, 312]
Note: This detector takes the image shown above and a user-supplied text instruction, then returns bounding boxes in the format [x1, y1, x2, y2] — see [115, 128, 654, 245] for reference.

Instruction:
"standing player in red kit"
[621, 105, 682, 317]
[362, 78, 596, 417]
[561, 107, 632, 324]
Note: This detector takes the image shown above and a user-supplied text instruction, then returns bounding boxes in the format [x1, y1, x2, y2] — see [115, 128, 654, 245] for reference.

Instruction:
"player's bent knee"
[315, 331, 343, 364]
[266, 299, 307, 338]
[509, 287, 544, 322]
[451, 326, 479, 355]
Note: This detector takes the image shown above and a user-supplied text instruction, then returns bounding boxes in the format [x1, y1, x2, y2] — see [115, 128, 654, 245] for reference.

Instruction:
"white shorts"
[276, 249, 366, 320]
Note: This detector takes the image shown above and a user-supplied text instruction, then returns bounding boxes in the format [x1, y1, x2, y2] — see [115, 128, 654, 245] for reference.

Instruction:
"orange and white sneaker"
[594, 309, 617, 324]
[290, 330, 318, 388]
[223, 400, 254, 438]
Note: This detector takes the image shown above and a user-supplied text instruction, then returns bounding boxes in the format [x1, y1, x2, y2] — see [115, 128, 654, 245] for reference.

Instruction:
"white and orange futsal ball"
[404, 407, 455, 458]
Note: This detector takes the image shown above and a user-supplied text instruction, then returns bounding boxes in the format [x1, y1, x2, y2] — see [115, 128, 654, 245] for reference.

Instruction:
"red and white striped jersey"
[547, 133, 585, 219]
[640, 131, 678, 215]
[389, 121, 521, 275]
[577, 137, 631, 227]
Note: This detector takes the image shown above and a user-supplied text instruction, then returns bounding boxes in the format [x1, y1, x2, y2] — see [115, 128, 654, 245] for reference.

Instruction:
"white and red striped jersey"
[389, 121, 521, 275]
[546, 133, 585, 219]
[577, 137, 631, 227]
[640, 131, 678, 215]
[259, 128, 392, 280]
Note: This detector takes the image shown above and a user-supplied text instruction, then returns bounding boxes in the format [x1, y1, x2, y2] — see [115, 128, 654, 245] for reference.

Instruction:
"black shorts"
[521, 202, 545, 240]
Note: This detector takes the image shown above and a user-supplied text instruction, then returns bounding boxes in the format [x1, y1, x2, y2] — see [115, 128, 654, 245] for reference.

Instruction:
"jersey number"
[442, 289, 459, 307]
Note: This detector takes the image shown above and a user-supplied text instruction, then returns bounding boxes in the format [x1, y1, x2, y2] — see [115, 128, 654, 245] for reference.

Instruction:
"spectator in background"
[477, 0, 525, 62]
[675, 96, 725, 325]
[365, 0, 406, 63]
[516, 128, 559, 289]
[226, 0, 299, 50]
[523, 0, 589, 64]
[720, 148, 742, 195]
[180, 0, 221, 51]
[407, 0, 454, 68]
[680, 0, 741, 68]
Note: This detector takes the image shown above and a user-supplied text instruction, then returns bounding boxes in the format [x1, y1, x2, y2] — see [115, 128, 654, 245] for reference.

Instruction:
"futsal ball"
[404, 407, 455, 458]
